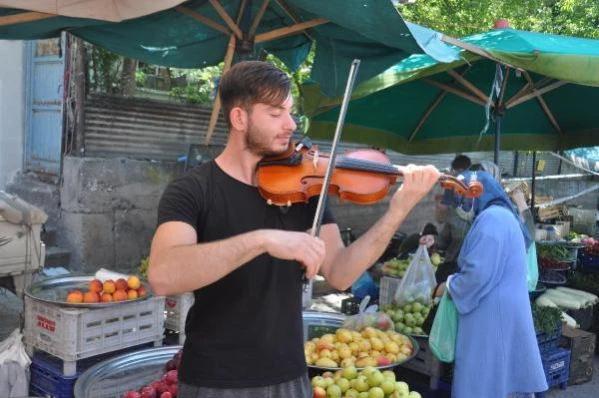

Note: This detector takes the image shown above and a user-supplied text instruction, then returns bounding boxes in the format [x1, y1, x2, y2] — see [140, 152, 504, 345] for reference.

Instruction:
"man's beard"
[244, 120, 288, 157]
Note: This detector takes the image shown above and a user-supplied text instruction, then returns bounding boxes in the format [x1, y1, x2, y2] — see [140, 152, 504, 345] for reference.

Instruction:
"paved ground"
[1, 276, 597, 397]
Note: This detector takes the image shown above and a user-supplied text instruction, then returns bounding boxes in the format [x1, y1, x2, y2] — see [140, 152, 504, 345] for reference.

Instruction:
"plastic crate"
[29, 343, 153, 398]
[379, 276, 401, 306]
[24, 295, 165, 376]
[538, 348, 571, 395]
[580, 252, 599, 272]
[536, 323, 562, 355]
[164, 292, 194, 344]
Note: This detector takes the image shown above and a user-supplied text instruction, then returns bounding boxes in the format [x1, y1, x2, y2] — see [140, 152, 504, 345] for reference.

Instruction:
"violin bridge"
[313, 150, 319, 169]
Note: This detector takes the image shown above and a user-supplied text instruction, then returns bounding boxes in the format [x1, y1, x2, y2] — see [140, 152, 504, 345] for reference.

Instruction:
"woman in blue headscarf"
[435, 171, 547, 398]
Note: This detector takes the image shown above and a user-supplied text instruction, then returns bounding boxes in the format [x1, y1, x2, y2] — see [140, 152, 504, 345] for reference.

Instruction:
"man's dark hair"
[218, 61, 291, 128]
[451, 154, 471, 172]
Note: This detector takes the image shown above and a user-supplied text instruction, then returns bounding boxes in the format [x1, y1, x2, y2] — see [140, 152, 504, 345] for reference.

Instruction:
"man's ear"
[230, 107, 248, 132]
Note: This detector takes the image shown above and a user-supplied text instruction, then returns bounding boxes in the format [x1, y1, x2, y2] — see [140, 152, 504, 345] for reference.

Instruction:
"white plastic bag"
[342, 296, 394, 331]
[394, 245, 437, 306]
[0, 329, 31, 398]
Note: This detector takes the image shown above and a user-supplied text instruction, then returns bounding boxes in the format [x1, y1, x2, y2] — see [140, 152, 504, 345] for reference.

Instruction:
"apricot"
[127, 275, 141, 290]
[83, 291, 100, 303]
[88, 279, 103, 293]
[127, 289, 138, 300]
[66, 290, 83, 303]
[101, 292, 113, 302]
[103, 279, 116, 294]
[115, 278, 128, 291]
[113, 289, 128, 302]
[137, 285, 148, 297]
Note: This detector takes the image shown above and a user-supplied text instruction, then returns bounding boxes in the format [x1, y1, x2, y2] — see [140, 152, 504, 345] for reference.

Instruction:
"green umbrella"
[0, 0, 461, 143]
[304, 26, 599, 160]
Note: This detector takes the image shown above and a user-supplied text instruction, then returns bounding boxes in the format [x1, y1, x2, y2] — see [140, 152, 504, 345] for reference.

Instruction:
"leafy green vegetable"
[537, 243, 574, 262]
[531, 303, 563, 335]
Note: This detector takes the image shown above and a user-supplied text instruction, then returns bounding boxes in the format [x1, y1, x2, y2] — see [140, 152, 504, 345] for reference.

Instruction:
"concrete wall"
[56, 155, 598, 273]
[0, 40, 24, 189]
[58, 156, 183, 273]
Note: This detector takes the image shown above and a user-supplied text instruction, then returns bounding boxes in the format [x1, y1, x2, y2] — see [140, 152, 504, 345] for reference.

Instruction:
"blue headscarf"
[444, 170, 533, 249]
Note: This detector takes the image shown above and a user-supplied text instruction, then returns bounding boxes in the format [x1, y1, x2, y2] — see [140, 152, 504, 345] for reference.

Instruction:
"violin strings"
[336, 156, 400, 175]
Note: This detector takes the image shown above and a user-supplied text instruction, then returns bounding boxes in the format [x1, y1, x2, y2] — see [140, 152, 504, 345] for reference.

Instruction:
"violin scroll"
[438, 175, 484, 199]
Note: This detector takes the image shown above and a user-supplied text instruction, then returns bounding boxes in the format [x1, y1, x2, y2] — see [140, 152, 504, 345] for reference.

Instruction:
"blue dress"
[448, 206, 548, 397]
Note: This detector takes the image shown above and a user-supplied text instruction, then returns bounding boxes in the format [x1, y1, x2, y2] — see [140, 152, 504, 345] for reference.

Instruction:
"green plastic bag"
[429, 290, 458, 363]
[527, 242, 539, 292]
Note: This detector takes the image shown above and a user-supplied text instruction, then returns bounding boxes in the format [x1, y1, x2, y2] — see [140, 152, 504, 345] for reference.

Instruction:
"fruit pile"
[66, 275, 147, 304]
[121, 349, 182, 397]
[311, 366, 421, 398]
[305, 327, 414, 368]
[382, 253, 443, 278]
[380, 301, 431, 336]
[584, 243, 599, 257]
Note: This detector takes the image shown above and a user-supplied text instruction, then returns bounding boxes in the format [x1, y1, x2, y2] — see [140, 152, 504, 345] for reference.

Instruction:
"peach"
[127, 289, 139, 300]
[66, 290, 83, 303]
[83, 291, 100, 303]
[137, 285, 148, 297]
[101, 292, 113, 302]
[115, 278, 128, 291]
[127, 275, 141, 290]
[88, 279, 103, 293]
[113, 289, 128, 302]
[103, 279, 116, 294]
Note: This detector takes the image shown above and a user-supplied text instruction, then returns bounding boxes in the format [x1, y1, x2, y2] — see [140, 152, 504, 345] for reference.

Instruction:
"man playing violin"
[147, 60, 440, 398]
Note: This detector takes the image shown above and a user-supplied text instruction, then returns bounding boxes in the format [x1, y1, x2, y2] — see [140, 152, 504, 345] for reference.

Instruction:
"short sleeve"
[305, 196, 336, 231]
[156, 175, 202, 231]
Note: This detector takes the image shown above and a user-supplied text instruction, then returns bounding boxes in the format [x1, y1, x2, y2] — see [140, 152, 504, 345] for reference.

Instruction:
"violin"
[256, 140, 484, 207]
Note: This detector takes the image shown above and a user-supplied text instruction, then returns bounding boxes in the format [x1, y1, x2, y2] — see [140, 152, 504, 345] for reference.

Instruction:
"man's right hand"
[262, 230, 326, 279]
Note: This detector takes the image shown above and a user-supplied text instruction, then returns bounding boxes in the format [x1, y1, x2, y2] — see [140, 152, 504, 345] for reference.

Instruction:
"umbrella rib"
[446, 69, 488, 103]
[255, 17, 328, 43]
[0, 11, 55, 26]
[506, 80, 568, 109]
[504, 76, 552, 107]
[409, 66, 471, 142]
[522, 71, 563, 137]
[422, 78, 486, 106]
[248, 0, 270, 38]
[175, 6, 231, 35]
[209, 0, 243, 39]
[273, 0, 315, 41]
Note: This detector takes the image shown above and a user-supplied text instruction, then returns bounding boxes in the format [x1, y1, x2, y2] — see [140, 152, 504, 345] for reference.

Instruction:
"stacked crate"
[24, 294, 165, 377]
[164, 292, 195, 344]
[534, 321, 571, 397]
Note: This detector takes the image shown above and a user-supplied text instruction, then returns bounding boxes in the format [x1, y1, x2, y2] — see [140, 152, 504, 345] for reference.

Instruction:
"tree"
[397, 0, 599, 39]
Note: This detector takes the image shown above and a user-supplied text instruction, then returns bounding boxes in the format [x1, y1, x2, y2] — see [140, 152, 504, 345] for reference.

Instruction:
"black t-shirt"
[156, 160, 336, 388]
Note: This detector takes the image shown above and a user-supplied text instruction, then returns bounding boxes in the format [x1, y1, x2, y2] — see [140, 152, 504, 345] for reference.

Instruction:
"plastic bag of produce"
[394, 245, 437, 307]
[527, 242, 539, 292]
[429, 290, 458, 363]
[342, 296, 394, 331]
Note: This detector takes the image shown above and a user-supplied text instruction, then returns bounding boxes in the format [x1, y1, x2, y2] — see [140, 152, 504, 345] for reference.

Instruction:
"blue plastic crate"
[542, 348, 570, 390]
[29, 342, 155, 398]
[580, 252, 599, 272]
[535, 323, 562, 355]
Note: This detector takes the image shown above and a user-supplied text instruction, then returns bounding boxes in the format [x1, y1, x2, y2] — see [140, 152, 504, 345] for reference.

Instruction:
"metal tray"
[307, 333, 420, 371]
[74, 346, 181, 398]
[25, 274, 153, 308]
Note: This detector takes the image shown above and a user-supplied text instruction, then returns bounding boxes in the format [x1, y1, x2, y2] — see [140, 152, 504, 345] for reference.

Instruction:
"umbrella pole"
[494, 116, 501, 165]
[204, 35, 237, 146]
[530, 151, 537, 220]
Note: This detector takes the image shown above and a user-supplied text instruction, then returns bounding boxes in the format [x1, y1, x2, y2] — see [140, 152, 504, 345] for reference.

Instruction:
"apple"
[342, 365, 358, 380]
[139, 386, 157, 398]
[367, 371, 384, 388]
[164, 359, 177, 372]
[159, 393, 172, 398]
[127, 289, 139, 300]
[113, 289, 128, 302]
[368, 387, 384, 398]
[115, 278, 128, 291]
[165, 370, 178, 385]
[122, 391, 141, 398]
[313, 386, 326, 398]
[101, 292, 113, 302]
[168, 384, 178, 397]
[128, 275, 141, 290]
[326, 384, 342, 398]
[83, 291, 100, 303]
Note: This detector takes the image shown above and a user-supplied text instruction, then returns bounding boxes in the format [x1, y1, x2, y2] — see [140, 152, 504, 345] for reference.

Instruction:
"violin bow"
[303, 59, 361, 290]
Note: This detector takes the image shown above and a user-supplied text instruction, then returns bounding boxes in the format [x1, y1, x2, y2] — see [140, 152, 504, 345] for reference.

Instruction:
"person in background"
[451, 154, 472, 174]
[435, 171, 547, 398]
[396, 223, 438, 258]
